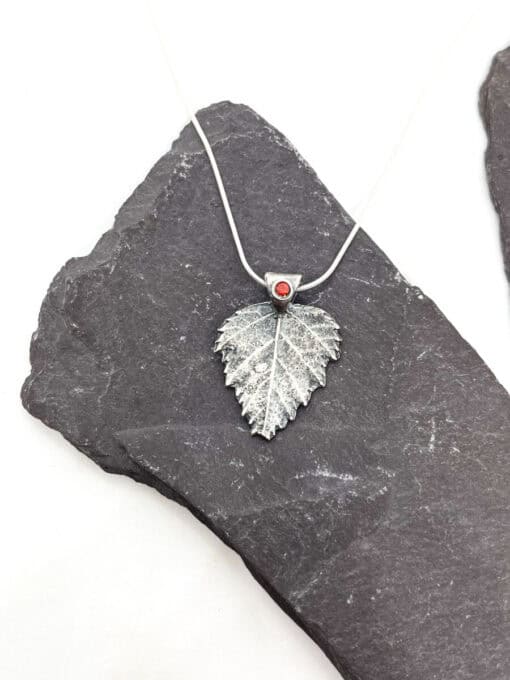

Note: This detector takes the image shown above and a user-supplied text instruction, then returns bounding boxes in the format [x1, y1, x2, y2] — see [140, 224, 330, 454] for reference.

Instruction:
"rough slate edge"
[116, 425, 368, 678]
[20, 108, 268, 495]
[480, 45, 510, 282]
[120, 428, 352, 676]
[19, 134, 191, 490]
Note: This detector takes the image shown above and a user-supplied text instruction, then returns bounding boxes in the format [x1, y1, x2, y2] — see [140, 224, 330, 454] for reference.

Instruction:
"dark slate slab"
[480, 45, 510, 281]
[22, 102, 510, 679]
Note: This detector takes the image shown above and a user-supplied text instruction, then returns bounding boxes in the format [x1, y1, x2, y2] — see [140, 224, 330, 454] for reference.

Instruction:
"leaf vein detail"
[288, 311, 338, 355]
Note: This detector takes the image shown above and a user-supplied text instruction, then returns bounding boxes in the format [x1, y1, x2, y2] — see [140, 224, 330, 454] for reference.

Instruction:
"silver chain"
[189, 111, 360, 292]
[146, 9, 361, 292]
[150, 5, 472, 293]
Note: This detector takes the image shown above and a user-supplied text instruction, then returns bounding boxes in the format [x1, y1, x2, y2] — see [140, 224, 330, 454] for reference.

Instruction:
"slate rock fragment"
[480, 45, 510, 281]
[22, 102, 510, 679]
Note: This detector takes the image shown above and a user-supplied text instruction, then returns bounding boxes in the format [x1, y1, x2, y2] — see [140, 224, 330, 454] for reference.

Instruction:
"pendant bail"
[264, 272, 302, 313]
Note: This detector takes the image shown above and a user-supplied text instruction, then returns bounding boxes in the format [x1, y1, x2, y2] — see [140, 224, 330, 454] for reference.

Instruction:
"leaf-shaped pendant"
[215, 273, 341, 440]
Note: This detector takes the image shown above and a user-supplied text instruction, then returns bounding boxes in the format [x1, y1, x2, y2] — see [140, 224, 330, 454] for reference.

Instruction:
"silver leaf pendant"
[215, 273, 341, 440]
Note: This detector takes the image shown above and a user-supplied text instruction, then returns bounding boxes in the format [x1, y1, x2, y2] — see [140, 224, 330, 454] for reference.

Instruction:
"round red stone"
[275, 280, 291, 298]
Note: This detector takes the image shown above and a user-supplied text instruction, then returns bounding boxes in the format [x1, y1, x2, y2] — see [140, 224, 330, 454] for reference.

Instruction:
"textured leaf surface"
[215, 302, 341, 439]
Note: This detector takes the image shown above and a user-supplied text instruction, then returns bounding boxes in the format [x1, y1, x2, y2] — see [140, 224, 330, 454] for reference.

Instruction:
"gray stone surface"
[480, 45, 510, 281]
[22, 102, 510, 679]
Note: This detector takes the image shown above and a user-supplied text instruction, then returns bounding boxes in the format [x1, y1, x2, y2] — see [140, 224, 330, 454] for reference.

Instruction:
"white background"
[2, 1, 510, 678]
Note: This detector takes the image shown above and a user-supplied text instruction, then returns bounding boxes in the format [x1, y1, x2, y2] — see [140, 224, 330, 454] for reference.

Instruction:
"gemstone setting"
[275, 281, 291, 298]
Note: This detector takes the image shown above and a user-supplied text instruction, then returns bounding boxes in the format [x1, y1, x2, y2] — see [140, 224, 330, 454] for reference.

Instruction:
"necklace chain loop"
[189, 111, 360, 292]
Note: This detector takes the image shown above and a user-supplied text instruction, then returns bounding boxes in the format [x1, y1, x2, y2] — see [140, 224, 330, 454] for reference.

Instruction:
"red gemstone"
[275, 280, 291, 298]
